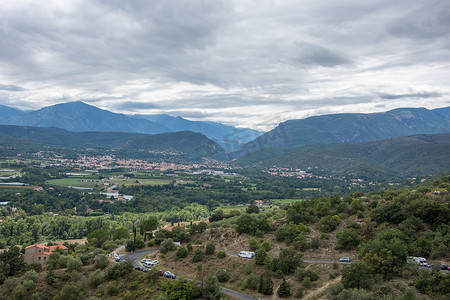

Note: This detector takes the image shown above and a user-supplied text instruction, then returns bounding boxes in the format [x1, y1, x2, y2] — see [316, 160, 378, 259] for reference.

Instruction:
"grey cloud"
[0, 1, 449, 127]
[112, 101, 160, 111]
[387, 1, 450, 41]
[291, 42, 352, 68]
[0, 84, 26, 91]
[379, 92, 443, 100]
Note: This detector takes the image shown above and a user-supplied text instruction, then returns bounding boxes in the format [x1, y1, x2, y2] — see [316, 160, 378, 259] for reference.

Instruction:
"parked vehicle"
[441, 264, 448, 270]
[141, 259, 158, 266]
[238, 251, 255, 258]
[143, 262, 154, 268]
[339, 257, 351, 262]
[163, 271, 176, 279]
[407, 256, 427, 265]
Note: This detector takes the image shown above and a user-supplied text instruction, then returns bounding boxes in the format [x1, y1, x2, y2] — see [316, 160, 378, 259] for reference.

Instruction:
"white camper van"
[407, 256, 428, 266]
[238, 251, 255, 258]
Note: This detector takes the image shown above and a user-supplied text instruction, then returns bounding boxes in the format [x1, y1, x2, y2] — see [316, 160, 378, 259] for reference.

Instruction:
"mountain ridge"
[0, 101, 261, 150]
[235, 133, 450, 179]
[0, 125, 226, 162]
[238, 106, 450, 155]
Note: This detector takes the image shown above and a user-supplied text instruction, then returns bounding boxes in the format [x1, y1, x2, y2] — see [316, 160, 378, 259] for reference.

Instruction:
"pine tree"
[258, 274, 264, 293]
[263, 277, 273, 295]
[277, 277, 291, 298]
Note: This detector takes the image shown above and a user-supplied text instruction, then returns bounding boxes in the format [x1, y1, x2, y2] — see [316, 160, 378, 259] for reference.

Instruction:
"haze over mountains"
[0, 102, 261, 151]
[0, 101, 449, 177]
[0, 125, 226, 162]
[239, 106, 450, 154]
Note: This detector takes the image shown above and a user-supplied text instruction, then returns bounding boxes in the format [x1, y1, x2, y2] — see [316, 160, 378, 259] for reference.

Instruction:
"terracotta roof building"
[24, 244, 68, 264]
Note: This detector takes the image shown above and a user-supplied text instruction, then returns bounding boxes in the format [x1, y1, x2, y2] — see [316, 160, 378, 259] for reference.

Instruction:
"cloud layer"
[1, 0, 449, 128]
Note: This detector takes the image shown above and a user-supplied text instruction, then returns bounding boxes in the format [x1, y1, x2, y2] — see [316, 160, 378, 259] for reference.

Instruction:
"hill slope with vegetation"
[1, 173, 449, 299]
[0, 125, 226, 162]
[239, 106, 450, 154]
[236, 133, 450, 179]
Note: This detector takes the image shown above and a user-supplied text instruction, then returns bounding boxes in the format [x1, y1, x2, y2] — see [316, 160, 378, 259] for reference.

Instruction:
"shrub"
[245, 274, 259, 290]
[105, 261, 133, 280]
[192, 249, 204, 262]
[217, 251, 226, 258]
[249, 238, 259, 250]
[23, 270, 39, 282]
[159, 238, 177, 254]
[277, 278, 291, 298]
[31, 292, 43, 300]
[3, 277, 17, 293]
[336, 229, 359, 250]
[94, 254, 108, 269]
[255, 248, 267, 265]
[205, 243, 216, 255]
[89, 270, 103, 287]
[187, 244, 193, 252]
[67, 257, 83, 272]
[45, 270, 55, 285]
[102, 240, 117, 251]
[203, 275, 223, 300]
[56, 283, 82, 300]
[217, 269, 230, 282]
[113, 228, 129, 240]
[106, 283, 119, 296]
[261, 240, 272, 251]
[318, 215, 341, 232]
[22, 279, 35, 291]
[13, 284, 27, 300]
[295, 267, 319, 281]
[176, 247, 188, 259]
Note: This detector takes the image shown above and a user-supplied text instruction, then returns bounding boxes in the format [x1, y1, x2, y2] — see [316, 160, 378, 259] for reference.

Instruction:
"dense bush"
[205, 243, 216, 255]
[94, 254, 108, 269]
[192, 249, 204, 262]
[160, 238, 177, 253]
[176, 246, 188, 259]
[217, 269, 230, 282]
[105, 261, 133, 280]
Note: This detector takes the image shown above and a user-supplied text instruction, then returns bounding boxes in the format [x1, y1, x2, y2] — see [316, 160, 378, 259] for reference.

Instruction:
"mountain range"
[236, 133, 450, 179]
[0, 102, 261, 151]
[238, 106, 450, 155]
[0, 125, 226, 162]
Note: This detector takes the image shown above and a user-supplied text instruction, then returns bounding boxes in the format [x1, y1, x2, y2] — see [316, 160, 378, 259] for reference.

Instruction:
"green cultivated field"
[121, 178, 172, 185]
[272, 198, 305, 204]
[46, 178, 99, 188]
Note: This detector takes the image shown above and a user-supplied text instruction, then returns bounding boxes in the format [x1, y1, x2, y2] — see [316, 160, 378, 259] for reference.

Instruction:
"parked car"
[339, 257, 351, 262]
[134, 266, 143, 271]
[163, 271, 176, 279]
[441, 264, 448, 270]
[141, 259, 158, 266]
[143, 262, 154, 268]
[142, 268, 151, 272]
[158, 270, 164, 276]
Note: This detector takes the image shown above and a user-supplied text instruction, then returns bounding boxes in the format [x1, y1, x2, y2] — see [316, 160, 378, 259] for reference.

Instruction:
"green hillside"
[0, 125, 226, 162]
[236, 133, 450, 179]
[240, 107, 450, 154]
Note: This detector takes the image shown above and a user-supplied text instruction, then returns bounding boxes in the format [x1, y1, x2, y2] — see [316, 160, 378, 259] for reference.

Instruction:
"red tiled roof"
[25, 244, 46, 250]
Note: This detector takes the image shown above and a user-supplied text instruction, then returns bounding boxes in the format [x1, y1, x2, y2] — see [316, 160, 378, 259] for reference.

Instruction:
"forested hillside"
[236, 133, 450, 179]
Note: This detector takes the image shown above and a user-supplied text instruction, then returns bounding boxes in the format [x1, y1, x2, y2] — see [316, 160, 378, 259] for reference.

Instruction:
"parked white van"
[407, 256, 427, 265]
[238, 251, 255, 258]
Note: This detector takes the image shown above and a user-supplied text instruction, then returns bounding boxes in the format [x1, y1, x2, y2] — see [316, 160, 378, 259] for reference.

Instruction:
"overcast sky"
[1, 0, 449, 129]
